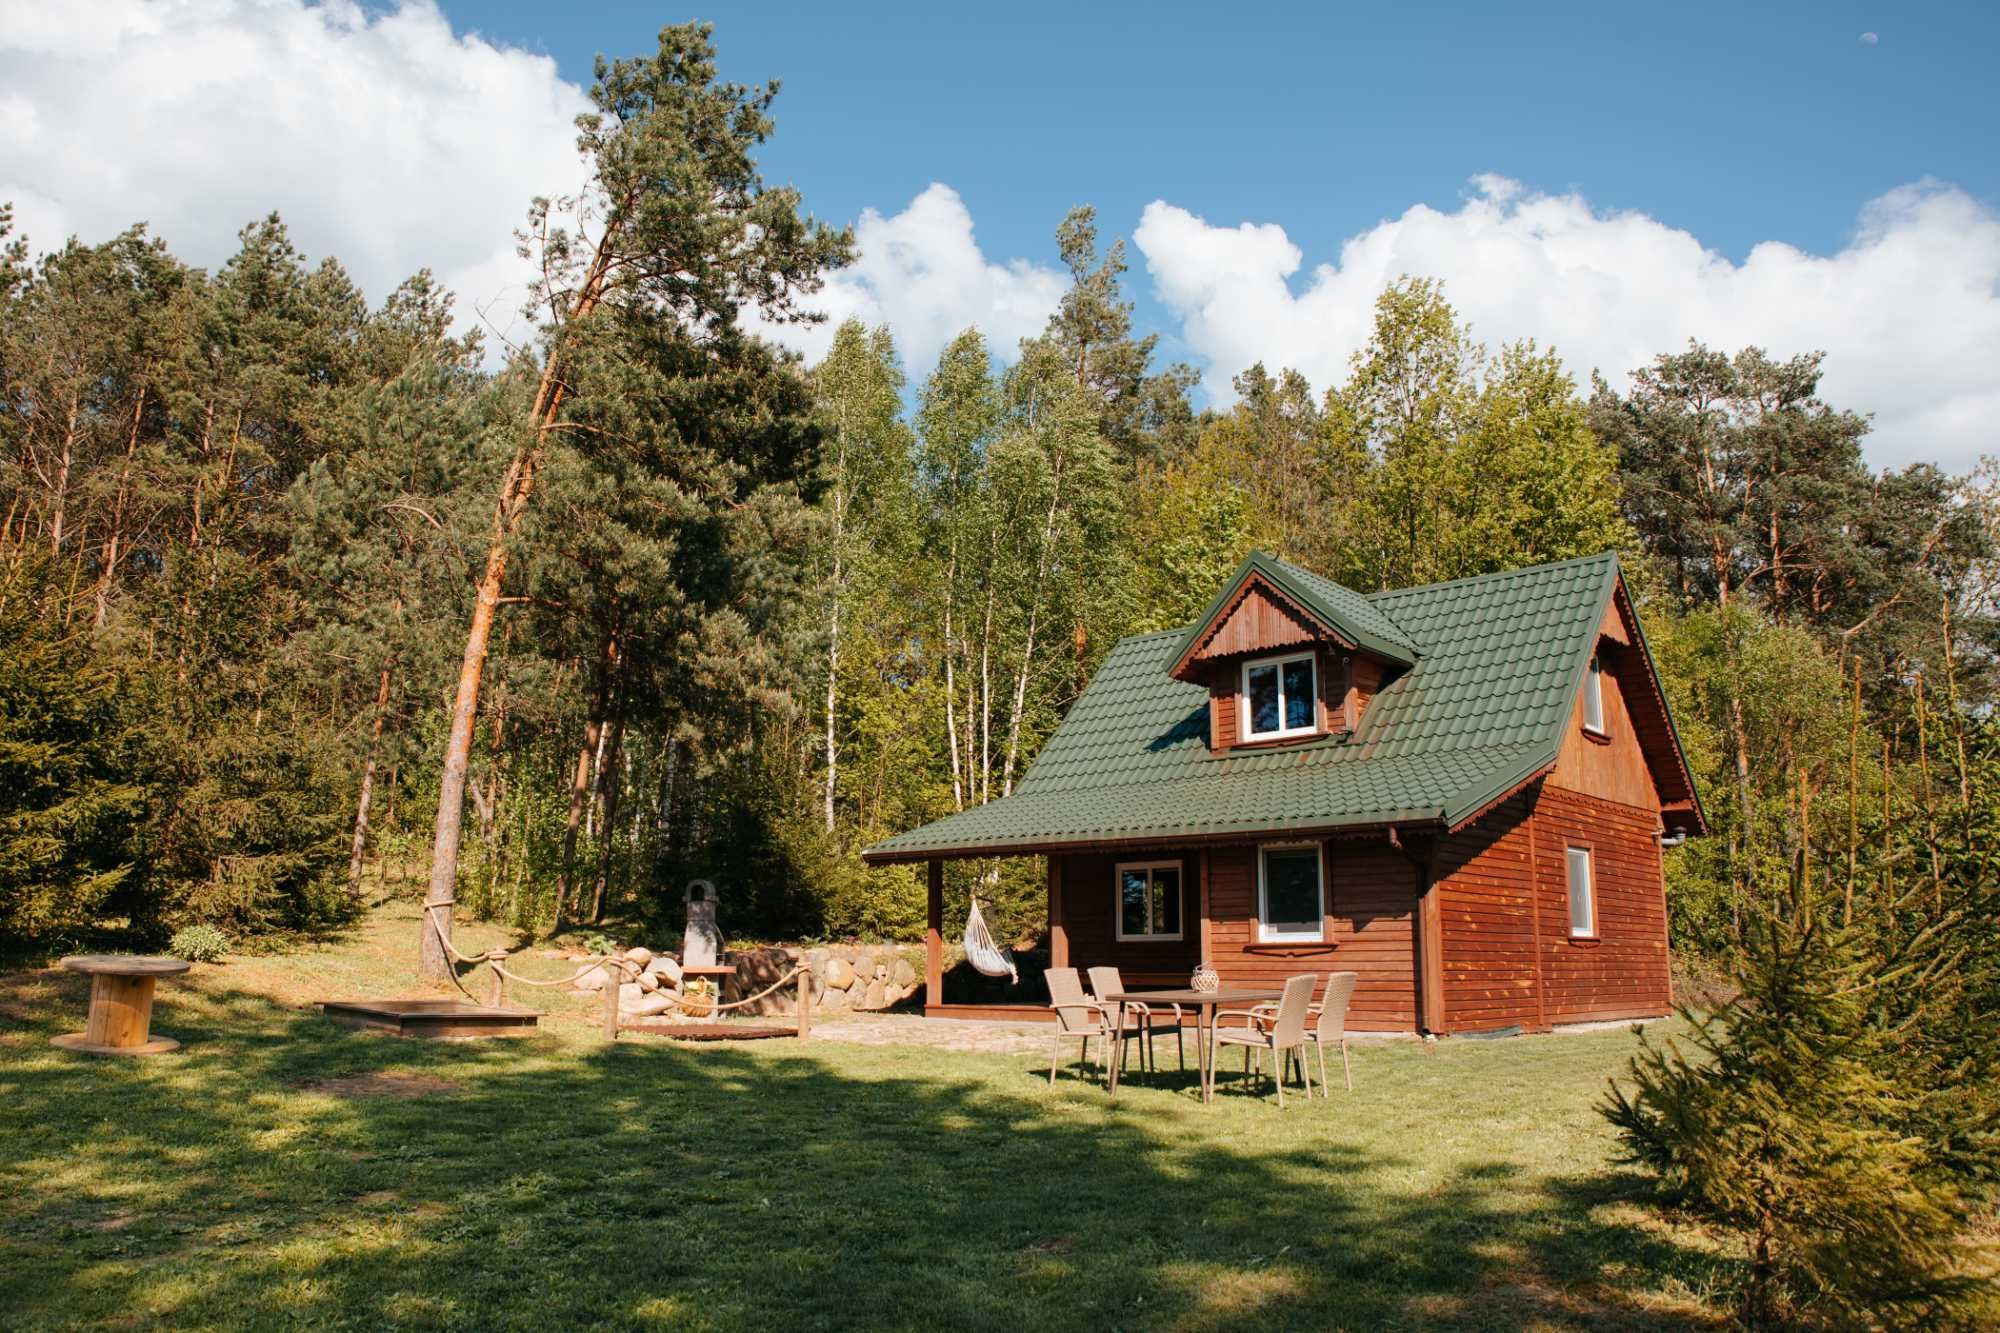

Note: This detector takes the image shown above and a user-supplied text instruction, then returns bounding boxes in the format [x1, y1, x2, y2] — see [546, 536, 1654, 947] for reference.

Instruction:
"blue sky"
[453, 1, 1997, 344]
[4, 2, 1996, 467]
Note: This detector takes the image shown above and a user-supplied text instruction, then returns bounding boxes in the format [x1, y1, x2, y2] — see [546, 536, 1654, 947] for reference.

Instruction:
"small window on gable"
[1566, 846, 1596, 937]
[1258, 843, 1324, 942]
[1582, 655, 1606, 736]
[1241, 651, 1317, 741]
[1115, 862, 1182, 941]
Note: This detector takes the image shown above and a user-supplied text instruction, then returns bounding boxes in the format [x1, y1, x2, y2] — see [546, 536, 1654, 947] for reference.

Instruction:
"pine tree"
[419, 23, 852, 973]
[1605, 892, 1975, 1324]
[0, 547, 148, 941]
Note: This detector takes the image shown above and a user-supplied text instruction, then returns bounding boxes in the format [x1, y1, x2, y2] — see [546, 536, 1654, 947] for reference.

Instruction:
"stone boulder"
[892, 958, 917, 989]
[637, 970, 661, 993]
[646, 955, 683, 985]
[571, 962, 612, 992]
[863, 978, 887, 1010]
[824, 957, 855, 990]
[624, 946, 654, 966]
[627, 991, 677, 1018]
[615, 982, 646, 1011]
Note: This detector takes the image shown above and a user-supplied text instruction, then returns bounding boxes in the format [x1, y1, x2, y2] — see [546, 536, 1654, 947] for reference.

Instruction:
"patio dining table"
[1099, 987, 1281, 1102]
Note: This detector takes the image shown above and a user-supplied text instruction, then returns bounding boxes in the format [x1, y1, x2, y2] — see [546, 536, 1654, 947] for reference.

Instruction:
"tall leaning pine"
[419, 24, 850, 979]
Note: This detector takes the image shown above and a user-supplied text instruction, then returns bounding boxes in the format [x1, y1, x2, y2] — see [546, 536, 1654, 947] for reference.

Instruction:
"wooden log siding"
[1207, 646, 1351, 752]
[1201, 842, 1419, 1031]
[1531, 786, 1672, 1024]
[1436, 793, 1543, 1033]
[1432, 785, 1671, 1032]
[1054, 852, 1200, 981]
[1348, 657, 1384, 729]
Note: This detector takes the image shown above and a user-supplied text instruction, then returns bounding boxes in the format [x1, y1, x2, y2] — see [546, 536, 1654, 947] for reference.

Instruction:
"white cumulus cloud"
[0, 2, 1062, 377]
[1134, 176, 2000, 472]
[752, 182, 1065, 376]
[0, 0, 589, 352]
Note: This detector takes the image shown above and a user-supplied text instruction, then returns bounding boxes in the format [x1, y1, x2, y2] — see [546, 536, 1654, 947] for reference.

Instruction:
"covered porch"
[909, 835, 1442, 1033]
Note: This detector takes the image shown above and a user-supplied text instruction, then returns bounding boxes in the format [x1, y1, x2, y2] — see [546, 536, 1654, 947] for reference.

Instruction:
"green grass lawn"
[0, 908, 1737, 1330]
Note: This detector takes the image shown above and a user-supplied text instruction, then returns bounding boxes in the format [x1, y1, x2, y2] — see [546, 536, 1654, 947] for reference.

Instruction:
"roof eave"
[1614, 574, 1711, 836]
[860, 806, 1454, 865]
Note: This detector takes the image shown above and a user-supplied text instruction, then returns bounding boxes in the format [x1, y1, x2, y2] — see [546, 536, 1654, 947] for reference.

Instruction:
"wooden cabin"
[862, 551, 1705, 1035]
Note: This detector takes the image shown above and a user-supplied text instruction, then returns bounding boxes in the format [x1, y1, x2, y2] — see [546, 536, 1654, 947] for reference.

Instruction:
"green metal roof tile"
[864, 550, 1674, 861]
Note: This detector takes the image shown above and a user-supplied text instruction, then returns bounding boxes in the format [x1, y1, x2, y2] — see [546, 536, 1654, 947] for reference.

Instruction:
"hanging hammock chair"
[962, 897, 1019, 984]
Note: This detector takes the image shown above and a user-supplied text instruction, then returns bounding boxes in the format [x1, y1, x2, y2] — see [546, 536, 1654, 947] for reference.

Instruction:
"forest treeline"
[2, 25, 1995, 968]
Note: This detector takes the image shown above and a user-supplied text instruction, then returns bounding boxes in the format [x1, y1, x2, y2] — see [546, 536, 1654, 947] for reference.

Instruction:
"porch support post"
[925, 859, 944, 1010]
[1048, 855, 1067, 970]
[1416, 865, 1444, 1034]
[1198, 848, 1212, 966]
[1400, 832, 1446, 1036]
[1526, 807, 1549, 1033]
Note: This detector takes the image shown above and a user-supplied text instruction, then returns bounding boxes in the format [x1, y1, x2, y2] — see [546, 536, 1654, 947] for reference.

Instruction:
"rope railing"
[422, 900, 814, 1035]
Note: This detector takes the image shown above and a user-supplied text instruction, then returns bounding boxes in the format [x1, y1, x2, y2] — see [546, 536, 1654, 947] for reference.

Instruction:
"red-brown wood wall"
[1435, 793, 1544, 1031]
[1528, 786, 1672, 1025]
[1048, 781, 1670, 1035]
[1187, 583, 1320, 664]
[1054, 840, 1420, 1031]
[1054, 851, 1200, 981]
[1431, 784, 1671, 1032]
[1206, 646, 1354, 751]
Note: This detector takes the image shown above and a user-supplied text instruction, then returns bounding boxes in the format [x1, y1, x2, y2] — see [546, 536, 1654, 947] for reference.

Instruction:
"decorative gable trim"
[1167, 552, 1419, 686]
[1176, 574, 1346, 677]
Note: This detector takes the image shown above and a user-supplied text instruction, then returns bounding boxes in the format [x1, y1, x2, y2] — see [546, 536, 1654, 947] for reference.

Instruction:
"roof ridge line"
[1366, 549, 1622, 602]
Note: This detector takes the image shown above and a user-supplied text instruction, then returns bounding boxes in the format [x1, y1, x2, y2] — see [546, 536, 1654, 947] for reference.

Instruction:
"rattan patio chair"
[1086, 965, 1185, 1076]
[1210, 973, 1317, 1106]
[1043, 967, 1113, 1087]
[1253, 971, 1359, 1094]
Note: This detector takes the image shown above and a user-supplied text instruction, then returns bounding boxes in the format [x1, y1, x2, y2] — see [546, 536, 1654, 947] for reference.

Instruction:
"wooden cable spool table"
[51, 955, 191, 1056]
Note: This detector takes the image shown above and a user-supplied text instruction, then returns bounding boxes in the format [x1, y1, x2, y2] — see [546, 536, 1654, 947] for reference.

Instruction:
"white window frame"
[1582, 655, 1606, 736]
[1113, 860, 1184, 942]
[1256, 841, 1326, 942]
[1566, 846, 1597, 938]
[1239, 651, 1319, 741]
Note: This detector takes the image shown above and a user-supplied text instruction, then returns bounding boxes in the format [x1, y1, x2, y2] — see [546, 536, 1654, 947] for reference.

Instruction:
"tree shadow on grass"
[0, 972, 1735, 1331]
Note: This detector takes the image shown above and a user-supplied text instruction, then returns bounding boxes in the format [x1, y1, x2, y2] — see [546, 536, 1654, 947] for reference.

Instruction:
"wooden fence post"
[796, 966, 812, 1040]
[487, 953, 505, 1008]
[601, 958, 620, 1041]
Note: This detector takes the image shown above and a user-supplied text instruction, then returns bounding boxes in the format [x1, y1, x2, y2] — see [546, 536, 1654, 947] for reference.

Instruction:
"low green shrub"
[168, 924, 229, 964]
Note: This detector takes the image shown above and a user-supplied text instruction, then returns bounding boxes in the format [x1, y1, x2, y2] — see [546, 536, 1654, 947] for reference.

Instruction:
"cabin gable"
[1552, 599, 1663, 816]
[1185, 580, 1324, 665]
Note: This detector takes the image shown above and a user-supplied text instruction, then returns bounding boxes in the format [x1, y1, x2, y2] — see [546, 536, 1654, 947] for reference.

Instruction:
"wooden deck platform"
[320, 999, 540, 1040]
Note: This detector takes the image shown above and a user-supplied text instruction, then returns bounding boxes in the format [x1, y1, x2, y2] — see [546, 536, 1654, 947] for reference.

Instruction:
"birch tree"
[915, 331, 1000, 812]
[810, 321, 912, 832]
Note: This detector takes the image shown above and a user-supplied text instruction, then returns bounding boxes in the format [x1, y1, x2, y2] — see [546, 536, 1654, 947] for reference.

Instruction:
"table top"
[1102, 987, 1280, 1007]
[60, 955, 191, 977]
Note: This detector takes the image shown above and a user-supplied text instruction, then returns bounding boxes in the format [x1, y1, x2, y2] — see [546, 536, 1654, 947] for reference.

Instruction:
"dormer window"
[1242, 651, 1317, 740]
[1582, 655, 1606, 736]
